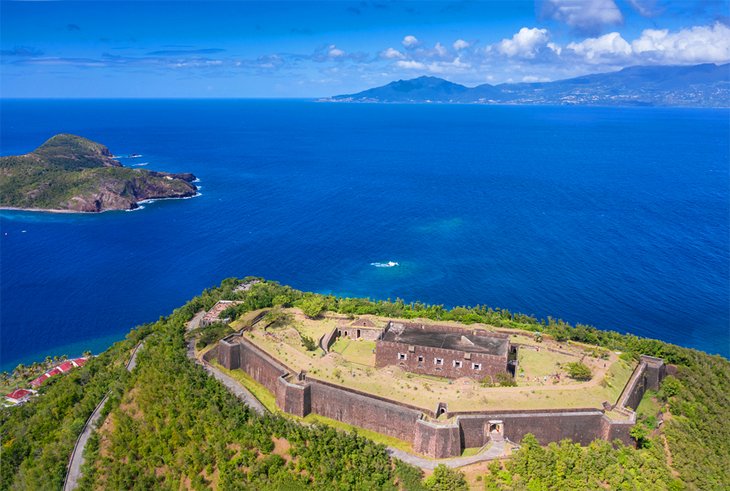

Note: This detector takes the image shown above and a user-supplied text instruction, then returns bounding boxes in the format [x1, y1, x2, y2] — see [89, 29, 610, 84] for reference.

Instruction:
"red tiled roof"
[47, 367, 62, 376]
[30, 373, 50, 388]
[72, 357, 88, 367]
[58, 361, 75, 372]
[5, 389, 32, 401]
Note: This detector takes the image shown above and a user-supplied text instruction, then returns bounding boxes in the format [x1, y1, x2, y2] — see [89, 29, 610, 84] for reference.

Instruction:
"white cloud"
[497, 27, 551, 58]
[396, 60, 426, 69]
[631, 22, 730, 64]
[522, 75, 551, 82]
[381, 47, 405, 59]
[564, 22, 730, 65]
[426, 57, 471, 74]
[566, 32, 632, 62]
[453, 39, 470, 50]
[542, 0, 623, 33]
[434, 42, 448, 57]
[402, 35, 419, 48]
[328, 45, 345, 58]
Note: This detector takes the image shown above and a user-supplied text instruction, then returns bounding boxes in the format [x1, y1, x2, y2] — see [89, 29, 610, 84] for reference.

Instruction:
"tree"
[565, 362, 592, 381]
[298, 296, 326, 319]
[423, 464, 468, 491]
[300, 333, 317, 351]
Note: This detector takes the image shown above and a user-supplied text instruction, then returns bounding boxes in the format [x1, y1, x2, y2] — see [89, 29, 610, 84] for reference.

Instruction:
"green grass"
[461, 447, 482, 457]
[332, 338, 376, 366]
[635, 390, 662, 419]
[210, 360, 278, 413]
[603, 358, 635, 403]
[517, 347, 577, 380]
[302, 413, 414, 453]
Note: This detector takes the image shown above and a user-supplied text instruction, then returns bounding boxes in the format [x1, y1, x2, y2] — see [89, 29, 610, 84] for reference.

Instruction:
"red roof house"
[30, 373, 50, 388]
[57, 361, 75, 373]
[5, 388, 36, 405]
[71, 357, 88, 367]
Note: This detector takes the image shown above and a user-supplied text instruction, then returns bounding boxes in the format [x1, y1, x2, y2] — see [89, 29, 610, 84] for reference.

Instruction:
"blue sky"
[2, 0, 729, 97]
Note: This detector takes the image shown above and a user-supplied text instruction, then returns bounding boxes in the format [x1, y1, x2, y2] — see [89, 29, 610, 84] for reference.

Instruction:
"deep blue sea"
[1, 100, 728, 370]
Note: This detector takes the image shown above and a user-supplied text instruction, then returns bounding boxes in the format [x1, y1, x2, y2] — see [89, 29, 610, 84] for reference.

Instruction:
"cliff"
[0, 134, 198, 212]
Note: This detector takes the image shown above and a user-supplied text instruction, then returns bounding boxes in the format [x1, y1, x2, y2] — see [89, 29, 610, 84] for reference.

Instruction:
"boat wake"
[371, 261, 399, 268]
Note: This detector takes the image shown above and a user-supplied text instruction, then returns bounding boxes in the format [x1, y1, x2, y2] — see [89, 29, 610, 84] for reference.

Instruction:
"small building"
[5, 388, 36, 405]
[337, 318, 383, 341]
[71, 357, 88, 368]
[375, 321, 515, 380]
[201, 300, 241, 326]
[57, 361, 75, 373]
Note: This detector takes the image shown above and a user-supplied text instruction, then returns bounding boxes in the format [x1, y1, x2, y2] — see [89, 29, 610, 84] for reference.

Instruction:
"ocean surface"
[1, 100, 728, 371]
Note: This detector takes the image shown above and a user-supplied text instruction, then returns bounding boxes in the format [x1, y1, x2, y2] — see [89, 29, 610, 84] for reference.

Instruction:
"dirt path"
[63, 342, 144, 491]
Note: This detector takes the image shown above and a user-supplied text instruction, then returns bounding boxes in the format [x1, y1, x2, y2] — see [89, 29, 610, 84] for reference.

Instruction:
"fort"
[207, 312, 667, 459]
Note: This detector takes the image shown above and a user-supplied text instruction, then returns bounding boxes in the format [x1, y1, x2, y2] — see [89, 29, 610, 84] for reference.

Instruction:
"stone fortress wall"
[211, 331, 666, 459]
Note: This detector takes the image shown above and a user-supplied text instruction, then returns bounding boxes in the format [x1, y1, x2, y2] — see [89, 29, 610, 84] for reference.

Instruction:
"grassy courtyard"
[241, 310, 637, 414]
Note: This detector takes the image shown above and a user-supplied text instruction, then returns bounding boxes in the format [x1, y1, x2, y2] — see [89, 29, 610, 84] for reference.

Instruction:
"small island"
[0, 134, 198, 212]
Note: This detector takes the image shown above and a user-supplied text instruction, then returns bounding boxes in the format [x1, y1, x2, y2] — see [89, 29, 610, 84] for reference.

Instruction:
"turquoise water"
[1, 100, 728, 370]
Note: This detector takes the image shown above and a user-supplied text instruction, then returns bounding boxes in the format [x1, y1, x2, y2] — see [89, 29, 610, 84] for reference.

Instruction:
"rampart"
[213, 334, 665, 459]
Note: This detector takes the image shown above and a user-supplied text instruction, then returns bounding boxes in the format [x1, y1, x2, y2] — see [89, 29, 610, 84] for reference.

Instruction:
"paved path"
[185, 316, 267, 416]
[63, 342, 144, 491]
[387, 440, 506, 470]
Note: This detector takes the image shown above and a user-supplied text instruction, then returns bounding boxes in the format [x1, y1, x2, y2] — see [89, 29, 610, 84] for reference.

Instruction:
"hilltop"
[2, 278, 728, 490]
[0, 134, 197, 212]
[326, 63, 730, 107]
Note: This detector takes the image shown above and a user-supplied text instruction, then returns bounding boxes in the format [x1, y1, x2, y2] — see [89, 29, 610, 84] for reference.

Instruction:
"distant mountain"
[326, 63, 730, 107]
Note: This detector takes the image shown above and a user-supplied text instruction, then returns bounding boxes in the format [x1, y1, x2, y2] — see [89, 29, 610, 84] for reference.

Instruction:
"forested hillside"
[2, 278, 727, 490]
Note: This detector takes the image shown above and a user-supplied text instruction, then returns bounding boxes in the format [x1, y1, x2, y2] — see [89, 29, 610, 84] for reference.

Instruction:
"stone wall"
[308, 378, 422, 442]
[414, 419, 461, 458]
[618, 355, 667, 411]
[213, 335, 660, 458]
[338, 326, 382, 341]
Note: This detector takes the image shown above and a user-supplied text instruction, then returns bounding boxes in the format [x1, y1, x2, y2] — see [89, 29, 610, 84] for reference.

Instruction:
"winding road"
[63, 342, 144, 491]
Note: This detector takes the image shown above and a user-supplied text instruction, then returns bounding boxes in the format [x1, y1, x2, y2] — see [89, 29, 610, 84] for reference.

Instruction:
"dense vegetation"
[2, 277, 727, 490]
[0, 134, 196, 212]
[483, 434, 682, 490]
[0, 328, 149, 490]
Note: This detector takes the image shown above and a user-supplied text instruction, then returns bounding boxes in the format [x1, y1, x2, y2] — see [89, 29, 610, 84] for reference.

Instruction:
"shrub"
[566, 362, 592, 381]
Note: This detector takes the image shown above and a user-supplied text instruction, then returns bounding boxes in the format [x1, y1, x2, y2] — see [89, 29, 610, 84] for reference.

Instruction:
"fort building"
[375, 321, 516, 380]
[209, 313, 668, 459]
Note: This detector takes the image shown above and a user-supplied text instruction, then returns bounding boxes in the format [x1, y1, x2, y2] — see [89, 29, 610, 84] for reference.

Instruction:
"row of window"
[397, 353, 482, 370]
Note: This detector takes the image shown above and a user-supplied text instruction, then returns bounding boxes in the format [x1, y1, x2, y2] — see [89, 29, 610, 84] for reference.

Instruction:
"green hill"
[1, 279, 727, 490]
[0, 134, 197, 212]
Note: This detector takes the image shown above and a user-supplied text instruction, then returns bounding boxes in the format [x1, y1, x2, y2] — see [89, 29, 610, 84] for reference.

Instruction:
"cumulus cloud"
[453, 39, 470, 50]
[381, 47, 405, 59]
[566, 32, 632, 62]
[542, 0, 623, 34]
[396, 60, 426, 69]
[564, 22, 730, 65]
[631, 22, 730, 63]
[328, 45, 345, 58]
[402, 35, 419, 48]
[496, 27, 552, 58]
[434, 42, 448, 57]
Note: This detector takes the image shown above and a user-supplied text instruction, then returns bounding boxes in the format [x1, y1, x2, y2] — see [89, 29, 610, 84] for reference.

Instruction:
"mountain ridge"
[325, 63, 730, 107]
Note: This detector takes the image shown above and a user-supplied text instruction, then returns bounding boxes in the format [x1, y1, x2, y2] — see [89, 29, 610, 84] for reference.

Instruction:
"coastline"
[0, 191, 202, 215]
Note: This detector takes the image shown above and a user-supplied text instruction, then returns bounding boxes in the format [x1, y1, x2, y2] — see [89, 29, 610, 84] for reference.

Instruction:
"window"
[434, 358, 444, 365]
[417, 355, 424, 362]
[453, 360, 462, 368]
[398, 353, 407, 361]
[472, 363, 482, 370]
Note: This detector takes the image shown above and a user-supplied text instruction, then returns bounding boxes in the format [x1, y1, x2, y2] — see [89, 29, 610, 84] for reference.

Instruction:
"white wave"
[370, 261, 399, 268]
[125, 192, 202, 212]
[131, 162, 149, 166]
